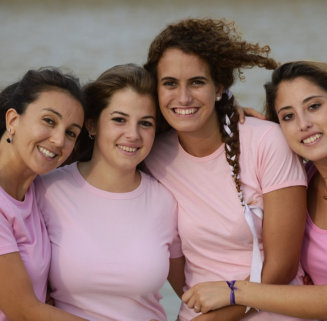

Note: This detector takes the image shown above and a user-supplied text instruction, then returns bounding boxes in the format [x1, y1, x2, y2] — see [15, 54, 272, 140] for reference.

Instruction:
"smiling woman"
[34, 63, 183, 321]
[144, 18, 308, 321]
[0, 68, 88, 321]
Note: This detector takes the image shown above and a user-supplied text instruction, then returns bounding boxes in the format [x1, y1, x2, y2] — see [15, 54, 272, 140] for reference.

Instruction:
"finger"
[237, 107, 245, 124]
[194, 304, 201, 313]
[245, 107, 266, 119]
[181, 289, 192, 303]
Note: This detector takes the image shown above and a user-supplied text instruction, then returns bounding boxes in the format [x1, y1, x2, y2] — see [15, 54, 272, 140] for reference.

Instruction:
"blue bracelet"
[226, 280, 237, 305]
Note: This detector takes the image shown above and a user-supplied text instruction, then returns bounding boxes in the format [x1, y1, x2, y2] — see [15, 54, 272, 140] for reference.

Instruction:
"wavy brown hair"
[144, 18, 278, 205]
[265, 61, 327, 123]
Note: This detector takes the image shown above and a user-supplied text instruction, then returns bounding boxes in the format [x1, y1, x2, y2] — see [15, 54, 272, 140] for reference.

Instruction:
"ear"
[85, 119, 97, 136]
[5, 108, 20, 135]
[215, 84, 224, 97]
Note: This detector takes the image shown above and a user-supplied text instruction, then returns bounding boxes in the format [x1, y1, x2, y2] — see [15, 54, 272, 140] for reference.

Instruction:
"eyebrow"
[277, 95, 325, 115]
[160, 76, 208, 82]
[43, 108, 82, 130]
[110, 111, 155, 120]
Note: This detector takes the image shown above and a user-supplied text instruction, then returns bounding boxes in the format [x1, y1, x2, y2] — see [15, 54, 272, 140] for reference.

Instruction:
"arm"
[234, 97, 265, 124]
[182, 280, 327, 320]
[0, 252, 88, 321]
[168, 256, 186, 298]
[183, 186, 307, 319]
[261, 185, 306, 285]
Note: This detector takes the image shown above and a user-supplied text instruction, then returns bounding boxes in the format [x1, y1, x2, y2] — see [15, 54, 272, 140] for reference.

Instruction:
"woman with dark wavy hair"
[182, 61, 327, 321]
[144, 18, 307, 321]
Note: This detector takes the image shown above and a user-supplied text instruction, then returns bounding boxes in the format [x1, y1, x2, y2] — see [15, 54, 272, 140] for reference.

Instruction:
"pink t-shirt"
[145, 117, 307, 321]
[35, 163, 182, 321]
[0, 182, 51, 321]
[301, 161, 327, 285]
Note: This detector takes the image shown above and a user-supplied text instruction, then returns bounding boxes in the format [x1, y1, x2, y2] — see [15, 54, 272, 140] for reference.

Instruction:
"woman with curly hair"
[181, 61, 327, 320]
[144, 18, 307, 321]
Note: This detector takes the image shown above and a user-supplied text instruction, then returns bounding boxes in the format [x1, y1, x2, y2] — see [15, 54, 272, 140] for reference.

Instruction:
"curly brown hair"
[144, 18, 278, 206]
[265, 61, 327, 123]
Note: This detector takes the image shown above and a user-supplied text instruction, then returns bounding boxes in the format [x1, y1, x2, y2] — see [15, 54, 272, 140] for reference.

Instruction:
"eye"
[308, 103, 321, 111]
[162, 80, 177, 87]
[65, 129, 78, 139]
[191, 79, 205, 86]
[139, 120, 154, 128]
[112, 117, 126, 123]
[280, 113, 294, 122]
[43, 117, 55, 126]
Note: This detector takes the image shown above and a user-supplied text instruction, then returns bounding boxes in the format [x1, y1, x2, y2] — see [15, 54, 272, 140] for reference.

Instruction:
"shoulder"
[141, 171, 177, 204]
[240, 117, 282, 137]
[36, 163, 76, 189]
[240, 117, 288, 148]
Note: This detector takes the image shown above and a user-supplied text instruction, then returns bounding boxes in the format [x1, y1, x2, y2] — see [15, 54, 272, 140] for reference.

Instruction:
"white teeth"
[174, 108, 197, 115]
[302, 134, 322, 144]
[38, 146, 56, 158]
[118, 145, 137, 153]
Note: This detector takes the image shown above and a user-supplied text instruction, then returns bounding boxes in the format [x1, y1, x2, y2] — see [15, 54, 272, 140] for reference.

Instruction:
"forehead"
[158, 48, 211, 77]
[24, 89, 84, 119]
[276, 77, 324, 101]
[103, 87, 156, 115]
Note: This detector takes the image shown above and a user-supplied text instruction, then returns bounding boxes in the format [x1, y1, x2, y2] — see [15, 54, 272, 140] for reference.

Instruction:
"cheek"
[279, 124, 297, 147]
[158, 88, 171, 106]
[144, 129, 156, 147]
[63, 139, 78, 154]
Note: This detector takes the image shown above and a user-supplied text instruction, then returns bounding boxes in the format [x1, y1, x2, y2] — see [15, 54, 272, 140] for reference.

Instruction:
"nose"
[298, 115, 313, 131]
[125, 123, 140, 140]
[49, 128, 65, 147]
[178, 85, 192, 105]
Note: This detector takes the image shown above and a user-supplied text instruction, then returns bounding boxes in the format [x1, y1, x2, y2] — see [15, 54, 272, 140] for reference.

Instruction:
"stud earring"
[6, 129, 12, 143]
[216, 96, 221, 101]
[88, 133, 95, 140]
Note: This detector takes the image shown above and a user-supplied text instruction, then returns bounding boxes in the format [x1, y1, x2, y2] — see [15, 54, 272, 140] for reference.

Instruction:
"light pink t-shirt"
[301, 161, 327, 285]
[145, 117, 307, 321]
[0, 182, 51, 321]
[35, 163, 182, 321]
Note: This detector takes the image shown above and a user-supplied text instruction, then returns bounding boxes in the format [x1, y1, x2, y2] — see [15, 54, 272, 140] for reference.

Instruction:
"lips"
[38, 146, 56, 158]
[117, 144, 138, 153]
[173, 107, 198, 115]
[301, 133, 322, 144]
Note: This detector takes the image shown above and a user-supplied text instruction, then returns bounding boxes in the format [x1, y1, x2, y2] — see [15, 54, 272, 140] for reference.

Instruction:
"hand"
[236, 106, 266, 124]
[182, 281, 230, 314]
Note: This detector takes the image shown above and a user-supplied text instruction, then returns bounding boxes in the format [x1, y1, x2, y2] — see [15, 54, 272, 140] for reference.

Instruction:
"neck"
[312, 160, 327, 199]
[78, 160, 141, 193]
[177, 125, 222, 157]
[313, 160, 327, 182]
[0, 143, 36, 200]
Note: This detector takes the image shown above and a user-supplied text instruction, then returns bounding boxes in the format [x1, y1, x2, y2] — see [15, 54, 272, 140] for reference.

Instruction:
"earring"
[88, 133, 95, 140]
[6, 129, 12, 143]
[216, 96, 221, 101]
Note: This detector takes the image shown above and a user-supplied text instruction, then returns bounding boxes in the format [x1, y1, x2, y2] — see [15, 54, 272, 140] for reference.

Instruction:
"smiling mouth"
[301, 133, 322, 144]
[117, 145, 138, 153]
[38, 146, 56, 158]
[173, 108, 198, 115]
